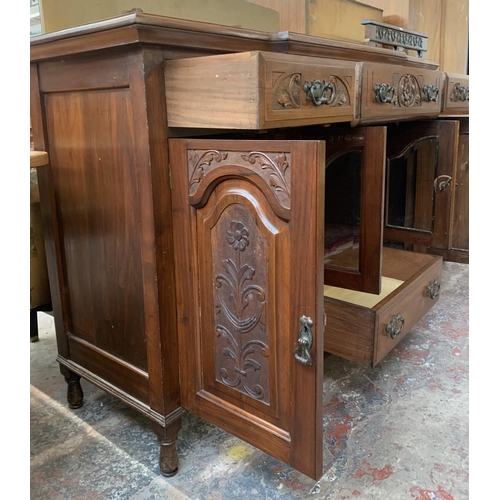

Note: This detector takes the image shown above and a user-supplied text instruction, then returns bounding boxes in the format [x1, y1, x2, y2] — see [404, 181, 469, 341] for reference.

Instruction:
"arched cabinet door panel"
[169, 139, 325, 480]
[384, 120, 460, 251]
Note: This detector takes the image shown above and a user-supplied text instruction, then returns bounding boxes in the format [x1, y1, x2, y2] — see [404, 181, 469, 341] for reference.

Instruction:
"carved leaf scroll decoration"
[274, 73, 302, 109]
[187, 150, 292, 213]
[188, 149, 228, 193]
[327, 76, 350, 107]
[214, 220, 269, 401]
[241, 152, 291, 209]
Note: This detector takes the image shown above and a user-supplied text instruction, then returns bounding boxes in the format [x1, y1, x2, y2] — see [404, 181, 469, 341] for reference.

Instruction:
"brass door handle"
[423, 84, 439, 102]
[303, 80, 335, 106]
[386, 314, 405, 339]
[374, 83, 395, 104]
[293, 316, 313, 366]
[434, 175, 452, 191]
[450, 83, 469, 102]
[426, 279, 441, 300]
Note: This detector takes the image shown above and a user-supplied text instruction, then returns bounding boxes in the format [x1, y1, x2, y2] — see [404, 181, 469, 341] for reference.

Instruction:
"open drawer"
[165, 51, 358, 129]
[324, 247, 442, 367]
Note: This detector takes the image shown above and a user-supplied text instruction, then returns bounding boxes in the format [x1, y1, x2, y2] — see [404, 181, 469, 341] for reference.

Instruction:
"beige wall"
[39, 0, 280, 34]
[39, 0, 468, 73]
[249, 0, 468, 73]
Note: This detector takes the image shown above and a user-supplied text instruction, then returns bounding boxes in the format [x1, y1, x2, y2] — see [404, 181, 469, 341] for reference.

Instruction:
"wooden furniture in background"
[30, 151, 52, 342]
[382, 73, 469, 263]
[30, 12, 467, 480]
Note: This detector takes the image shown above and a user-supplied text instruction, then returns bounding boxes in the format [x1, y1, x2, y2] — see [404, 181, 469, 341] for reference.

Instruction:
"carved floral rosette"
[394, 74, 421, 108]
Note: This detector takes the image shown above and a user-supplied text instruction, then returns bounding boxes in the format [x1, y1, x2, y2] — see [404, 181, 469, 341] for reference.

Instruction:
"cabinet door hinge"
[324, 312, 327, 326]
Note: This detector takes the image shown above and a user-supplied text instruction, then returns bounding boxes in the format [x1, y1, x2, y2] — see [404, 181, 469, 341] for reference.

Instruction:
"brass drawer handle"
[450, 83, 469, 102]
[423, 84, 439, 102]
[303, 80, 335, 106]
[293, 316, 313, 366]
[434, 175, 452, 191]
[374, 83, 395, 104]
[386, 314, 405, 339]
[426, 279, 441, 300]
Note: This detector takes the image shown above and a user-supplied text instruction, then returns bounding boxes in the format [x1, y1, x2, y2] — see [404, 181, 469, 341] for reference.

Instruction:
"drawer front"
[442, 73, 469, 115]
[361, 62, 444, 122]
[262, 52, 357, 127]
[165, 51, 357, 130]
[374, 257, 443, 365]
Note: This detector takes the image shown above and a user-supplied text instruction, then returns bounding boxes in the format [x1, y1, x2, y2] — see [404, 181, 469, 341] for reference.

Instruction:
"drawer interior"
[322, 246, 442, 366]
[324, 276, 403, 308]
[323, 247, 436, 309]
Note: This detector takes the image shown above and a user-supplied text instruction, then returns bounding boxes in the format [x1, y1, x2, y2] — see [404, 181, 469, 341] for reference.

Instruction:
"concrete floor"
[30, 261, 469, 500]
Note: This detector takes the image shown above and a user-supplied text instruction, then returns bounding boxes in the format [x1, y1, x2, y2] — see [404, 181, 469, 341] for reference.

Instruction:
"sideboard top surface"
[29, 11, 439, 70]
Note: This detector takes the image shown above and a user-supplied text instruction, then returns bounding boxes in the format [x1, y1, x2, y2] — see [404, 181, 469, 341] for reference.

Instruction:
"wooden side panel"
[38, 51, 130, 92]
[451, 124, 469, 251]
[44, 88, 148, 370]
[136, 48, 182, 415]
[31, 63, 70, 361]
[68, 335, 150, 403]
[170, 139, 325, 480]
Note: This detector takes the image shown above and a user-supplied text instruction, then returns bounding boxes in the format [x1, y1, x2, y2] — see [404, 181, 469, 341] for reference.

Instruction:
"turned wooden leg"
[64, 372, 84, 409]
[152, 419, 182, 477]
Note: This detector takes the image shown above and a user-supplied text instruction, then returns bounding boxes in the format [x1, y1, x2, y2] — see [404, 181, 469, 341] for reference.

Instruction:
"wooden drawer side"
[324, 298, 375, 365]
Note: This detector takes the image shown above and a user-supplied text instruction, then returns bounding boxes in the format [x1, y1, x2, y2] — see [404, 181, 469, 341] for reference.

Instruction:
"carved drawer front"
[323, 248, 442, 367]
[165, 51, 357, 130]
[441, 73, 469, 115]
[360, 62, 444, 123]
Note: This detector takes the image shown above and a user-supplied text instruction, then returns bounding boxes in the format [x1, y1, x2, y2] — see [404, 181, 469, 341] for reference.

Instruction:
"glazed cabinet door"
[284, 126, 387, 294]
[384, 120, 460, 251]
[169, 139, 325, 479]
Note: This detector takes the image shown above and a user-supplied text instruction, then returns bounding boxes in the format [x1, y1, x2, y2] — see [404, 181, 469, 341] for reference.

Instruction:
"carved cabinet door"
[384, 120, 460, 250]
[169, 139, 325, 480]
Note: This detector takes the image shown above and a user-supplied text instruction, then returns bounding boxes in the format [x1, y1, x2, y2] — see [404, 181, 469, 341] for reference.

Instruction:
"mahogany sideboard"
[30, 12, 469, 480]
